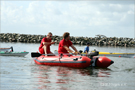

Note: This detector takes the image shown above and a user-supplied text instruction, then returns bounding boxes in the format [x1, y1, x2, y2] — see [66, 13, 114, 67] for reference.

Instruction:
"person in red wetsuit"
[39, 32, 55, 56]
[58, 32, 80, 55]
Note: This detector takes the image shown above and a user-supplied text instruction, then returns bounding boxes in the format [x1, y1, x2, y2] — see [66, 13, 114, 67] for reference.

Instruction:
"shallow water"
[0, 42, 135, 90]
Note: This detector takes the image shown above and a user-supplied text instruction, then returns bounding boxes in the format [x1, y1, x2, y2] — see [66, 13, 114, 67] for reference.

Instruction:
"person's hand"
[72, 51, 78, 55]
[77, 51, 81, 55]
[71, 51, 76, 55]
[51, 42, 55, 44]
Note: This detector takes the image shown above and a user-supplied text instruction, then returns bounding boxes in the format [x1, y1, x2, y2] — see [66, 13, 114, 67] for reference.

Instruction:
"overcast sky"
[1, 0, 135, 38]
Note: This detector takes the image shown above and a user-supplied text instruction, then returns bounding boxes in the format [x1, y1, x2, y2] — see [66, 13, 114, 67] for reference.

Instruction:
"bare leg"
[43, 45, 47, 56]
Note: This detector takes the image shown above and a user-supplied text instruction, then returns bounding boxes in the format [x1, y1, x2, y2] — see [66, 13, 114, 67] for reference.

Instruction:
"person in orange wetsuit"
[58, 32, 80, 55]
[39, 32, 55, 56]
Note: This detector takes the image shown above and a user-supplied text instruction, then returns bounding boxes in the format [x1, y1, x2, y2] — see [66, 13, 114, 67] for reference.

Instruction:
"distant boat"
[0, 51, 29, 57]
[31, 52, 114, 68]
[0, 46, 29, 57]
[0, 47, 12, 52]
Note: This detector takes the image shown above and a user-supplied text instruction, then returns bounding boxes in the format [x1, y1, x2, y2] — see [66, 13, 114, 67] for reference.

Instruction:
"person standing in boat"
[39, 32, 55, 56]
[84, 43, 90, 54]
[58, 32, 80, 55]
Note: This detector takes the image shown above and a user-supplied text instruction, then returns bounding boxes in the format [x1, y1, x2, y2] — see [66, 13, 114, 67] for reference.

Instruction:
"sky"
[1, 0, 135, 38]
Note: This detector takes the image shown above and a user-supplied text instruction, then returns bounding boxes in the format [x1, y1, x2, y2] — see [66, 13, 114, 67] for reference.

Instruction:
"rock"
[0, 33, 135, 47]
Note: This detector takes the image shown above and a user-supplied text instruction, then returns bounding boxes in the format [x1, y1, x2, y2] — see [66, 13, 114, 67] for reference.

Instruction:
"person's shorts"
[39, 48, 51, 54]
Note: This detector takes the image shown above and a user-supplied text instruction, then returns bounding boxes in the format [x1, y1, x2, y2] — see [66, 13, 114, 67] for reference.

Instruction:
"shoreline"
[0, 33, 135, 47]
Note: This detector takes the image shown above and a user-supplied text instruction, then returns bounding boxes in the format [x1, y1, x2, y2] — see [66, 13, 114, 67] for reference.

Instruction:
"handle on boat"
[31, 52, 73, 57]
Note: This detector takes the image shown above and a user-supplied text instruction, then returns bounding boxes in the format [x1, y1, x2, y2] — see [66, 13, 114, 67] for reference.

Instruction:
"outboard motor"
[79, 50, 114, 68]
[90, 56, 114, 68]
[87, 50, 99, 59]
[10, 46, 13, 52]
[79, 50, 83, 54]
[79, 50, 99, 59]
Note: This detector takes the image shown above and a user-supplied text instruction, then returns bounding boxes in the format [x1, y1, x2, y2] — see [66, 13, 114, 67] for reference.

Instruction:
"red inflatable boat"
[34, 55, 92, 68]
[31, 52, 114, 68]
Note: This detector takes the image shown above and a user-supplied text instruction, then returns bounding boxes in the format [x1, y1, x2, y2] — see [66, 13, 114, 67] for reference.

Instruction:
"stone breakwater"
[0, 33, 135, 47]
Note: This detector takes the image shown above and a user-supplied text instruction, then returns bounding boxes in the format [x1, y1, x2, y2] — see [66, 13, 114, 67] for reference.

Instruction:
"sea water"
[0, 42, 135, 90]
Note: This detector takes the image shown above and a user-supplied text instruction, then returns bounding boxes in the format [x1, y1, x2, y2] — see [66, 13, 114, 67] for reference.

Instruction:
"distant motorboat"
[0, 51, 29, 57]
[0, 46, 29, 57]
[0, 47, 12, 52]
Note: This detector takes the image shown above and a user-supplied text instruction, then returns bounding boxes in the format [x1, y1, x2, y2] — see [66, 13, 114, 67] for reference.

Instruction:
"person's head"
[47, 32, 52, 39]
[87, 42, 90, 46]
[63, 32, 70, 40]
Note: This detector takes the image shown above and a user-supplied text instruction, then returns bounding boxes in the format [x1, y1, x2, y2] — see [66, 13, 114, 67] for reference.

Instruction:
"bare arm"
[63, 46, 73, 53]
[71, 45, 80, 55]
[63, 46, 74, 53]
[43, 42, 55, 45]
[63, 45, 80, 55]
[85, 51, 88, 54]
[71, 45, 78, 52]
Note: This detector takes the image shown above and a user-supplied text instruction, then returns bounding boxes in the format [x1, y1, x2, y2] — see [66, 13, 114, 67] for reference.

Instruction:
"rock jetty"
[0, 33, 135, 47]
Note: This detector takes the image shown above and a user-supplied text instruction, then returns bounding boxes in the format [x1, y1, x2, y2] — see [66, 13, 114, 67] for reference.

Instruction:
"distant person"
[58, 32, 80, 55]
[39, 32, 55, 56]
[84, 43, 90, 54]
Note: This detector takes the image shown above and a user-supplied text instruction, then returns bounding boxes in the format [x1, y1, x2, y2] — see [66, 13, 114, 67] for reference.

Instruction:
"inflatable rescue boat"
[34, 55, 92, 68]
[31, 52, 114, 68]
